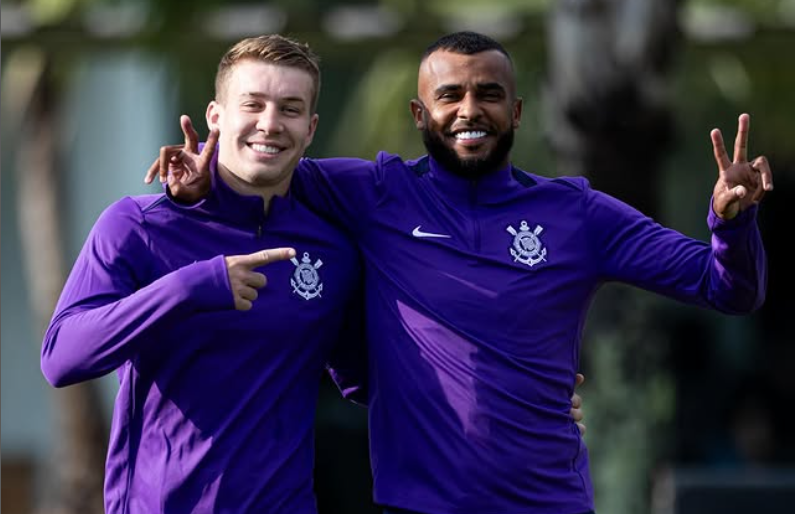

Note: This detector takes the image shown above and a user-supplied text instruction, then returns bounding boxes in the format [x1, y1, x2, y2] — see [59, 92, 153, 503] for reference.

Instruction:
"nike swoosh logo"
[412, 225, 451, 239]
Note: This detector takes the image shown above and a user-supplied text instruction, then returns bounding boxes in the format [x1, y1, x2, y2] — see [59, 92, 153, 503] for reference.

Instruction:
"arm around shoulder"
[291, 155, 385, 227]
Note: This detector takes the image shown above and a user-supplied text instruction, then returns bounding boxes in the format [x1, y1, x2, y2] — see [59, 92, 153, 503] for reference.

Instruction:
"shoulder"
[87, 196, 163, 263]
[95, 195, 151, 231]
[94, 194, 173, 238]
[288, 197, 354, 242]
[512, 167, 592, 193]
[376, 151, 409, 167]
[297, 156, 376, 176]
[297, 152, 412, 180]
[101, 194, 168, 217]
[385, 153, 430, 178]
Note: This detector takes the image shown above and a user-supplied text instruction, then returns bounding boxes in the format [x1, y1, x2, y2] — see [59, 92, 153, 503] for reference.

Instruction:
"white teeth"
[455, 131, 487, 140]
[251, 144, 280, 154]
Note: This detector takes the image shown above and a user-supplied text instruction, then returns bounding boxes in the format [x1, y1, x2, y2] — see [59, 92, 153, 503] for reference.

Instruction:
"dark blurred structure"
[654, 468, 795, 514]
[314, 376, 377, 514]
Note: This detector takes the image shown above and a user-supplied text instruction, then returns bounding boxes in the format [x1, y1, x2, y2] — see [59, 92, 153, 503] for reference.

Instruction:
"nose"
[457, 92, 483, 121]
[257, 106, 283, 134]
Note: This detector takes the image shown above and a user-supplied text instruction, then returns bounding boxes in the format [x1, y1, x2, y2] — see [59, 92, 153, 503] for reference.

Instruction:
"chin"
[456, 151, 490, 162]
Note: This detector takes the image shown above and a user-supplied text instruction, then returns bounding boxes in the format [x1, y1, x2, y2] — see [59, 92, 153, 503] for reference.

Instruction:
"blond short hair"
[215, 34, 321, 112]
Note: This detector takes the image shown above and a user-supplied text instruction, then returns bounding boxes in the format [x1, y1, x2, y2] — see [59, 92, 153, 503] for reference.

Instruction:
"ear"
[512, 97, 523, 130]
[305, 113, 319, 147]
[410, 99, 425, 129]
[206, 100, 221, 131]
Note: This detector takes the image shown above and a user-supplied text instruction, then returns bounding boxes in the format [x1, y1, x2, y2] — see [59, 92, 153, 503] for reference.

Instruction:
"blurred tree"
[4, 47, 108, 514]
[544, 1, 681, 514]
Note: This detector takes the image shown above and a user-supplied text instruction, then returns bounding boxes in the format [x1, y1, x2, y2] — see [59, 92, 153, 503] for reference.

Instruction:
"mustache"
[421, 125, 514, 180]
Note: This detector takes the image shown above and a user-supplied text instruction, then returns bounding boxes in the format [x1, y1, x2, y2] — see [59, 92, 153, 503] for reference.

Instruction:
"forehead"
[225, 59, 315, 102]
[418, 50, 515, 95]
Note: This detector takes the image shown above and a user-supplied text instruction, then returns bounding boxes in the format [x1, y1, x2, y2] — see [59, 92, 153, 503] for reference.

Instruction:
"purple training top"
[292, 152, 767, 514]
[41, 162, 363, 514]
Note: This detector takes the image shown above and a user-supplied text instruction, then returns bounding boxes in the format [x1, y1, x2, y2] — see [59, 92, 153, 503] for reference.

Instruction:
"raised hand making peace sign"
[711, 113, 773, 220]
[145, 114, 217, 204]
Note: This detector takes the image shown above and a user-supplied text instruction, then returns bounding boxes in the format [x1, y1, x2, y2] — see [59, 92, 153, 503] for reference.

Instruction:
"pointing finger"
[239, 247, 296, 269]
[733, 113, 750, 163]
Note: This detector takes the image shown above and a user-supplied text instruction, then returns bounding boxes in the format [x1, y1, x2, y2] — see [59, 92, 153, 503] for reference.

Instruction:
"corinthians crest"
[506, 220, 547, 267]
[290, 252, 324, 300]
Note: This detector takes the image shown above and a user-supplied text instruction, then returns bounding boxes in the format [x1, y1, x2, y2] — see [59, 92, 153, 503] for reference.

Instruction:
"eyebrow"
[241, 92, 307, 104]
[476, 82, 506, 92]
[434, 82, 506, 95]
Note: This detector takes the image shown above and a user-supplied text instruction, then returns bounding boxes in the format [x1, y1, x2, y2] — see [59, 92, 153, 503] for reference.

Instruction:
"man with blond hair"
[42, 35, 364, 513]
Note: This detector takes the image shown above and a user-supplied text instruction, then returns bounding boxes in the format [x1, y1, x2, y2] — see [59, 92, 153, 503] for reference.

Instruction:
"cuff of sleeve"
[708, 200, 758, 232]
[165, 184, 210, 209]
[177, 255, 234, 311]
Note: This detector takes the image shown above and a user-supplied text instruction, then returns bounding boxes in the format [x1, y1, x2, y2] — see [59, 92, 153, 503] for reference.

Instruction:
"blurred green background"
[2, 1, 794, 513]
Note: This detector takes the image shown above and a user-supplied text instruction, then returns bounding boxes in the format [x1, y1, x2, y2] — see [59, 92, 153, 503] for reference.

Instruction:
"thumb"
[238, 247, 296, 269]
[732, 184, 748, 199]
[145, 157, 160, 184]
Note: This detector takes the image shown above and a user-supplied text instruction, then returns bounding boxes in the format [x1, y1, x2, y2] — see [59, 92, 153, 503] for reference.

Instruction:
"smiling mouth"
[453, 130, 488, 141]
[249, 143, 283, 155]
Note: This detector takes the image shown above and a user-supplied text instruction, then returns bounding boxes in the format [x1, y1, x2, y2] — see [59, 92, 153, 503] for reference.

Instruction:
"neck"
[217, 164, 291, 214]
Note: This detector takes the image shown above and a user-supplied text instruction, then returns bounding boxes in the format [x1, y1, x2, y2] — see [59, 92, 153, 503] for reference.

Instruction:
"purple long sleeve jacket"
[291, 152, 767, 514]
[42, 164, 363, 514]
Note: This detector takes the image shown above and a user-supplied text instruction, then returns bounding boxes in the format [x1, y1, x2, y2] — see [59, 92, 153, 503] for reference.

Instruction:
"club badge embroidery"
[291, 252, 324, 300]
[506, 221, 547, 267]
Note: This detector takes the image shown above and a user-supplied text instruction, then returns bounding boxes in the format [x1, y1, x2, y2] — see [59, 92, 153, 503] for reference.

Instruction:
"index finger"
[239, 247, 297, 268]
[733, 113, 750, 163]
[710, 128, 731, 171]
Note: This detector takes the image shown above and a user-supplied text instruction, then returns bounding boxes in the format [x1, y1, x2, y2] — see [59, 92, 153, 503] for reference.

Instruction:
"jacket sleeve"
[41, 197, 232, 387]
[291, 155, 386, 230]
[587, 185, 767, 314]
[704, 203, 767, 313]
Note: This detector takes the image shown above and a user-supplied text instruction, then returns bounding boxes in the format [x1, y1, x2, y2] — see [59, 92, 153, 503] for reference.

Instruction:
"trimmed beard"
[422, 125, 514, 180]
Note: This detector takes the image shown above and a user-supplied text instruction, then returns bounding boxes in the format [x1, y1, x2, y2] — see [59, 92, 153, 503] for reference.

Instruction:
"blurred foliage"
[9, 0, 795, 33]
[690, 0, 795, 23]
[2, 1, 793, 514]
[328, 48, 422, 159]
